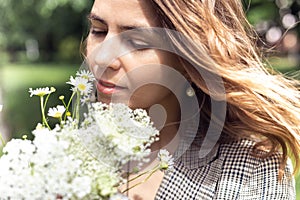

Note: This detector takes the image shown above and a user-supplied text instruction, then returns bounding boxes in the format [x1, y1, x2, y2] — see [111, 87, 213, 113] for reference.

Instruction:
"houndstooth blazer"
[155, 138, 295, 200]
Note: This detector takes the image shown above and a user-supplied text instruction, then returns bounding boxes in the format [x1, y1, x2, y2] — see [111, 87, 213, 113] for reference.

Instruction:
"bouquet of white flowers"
[0, 70, 174, 200]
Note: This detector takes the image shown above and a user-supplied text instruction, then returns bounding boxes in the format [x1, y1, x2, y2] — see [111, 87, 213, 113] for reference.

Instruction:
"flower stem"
[0, 133, 6, 146]
[40, 96, 50, 129]
[43, 93, 51, 110]
[126, 164, 159, 183]
[122, 165, 160, 193]
[64, 91, 76, 121]
[60, 99, 67, 108]
[75, 91, 80, 124]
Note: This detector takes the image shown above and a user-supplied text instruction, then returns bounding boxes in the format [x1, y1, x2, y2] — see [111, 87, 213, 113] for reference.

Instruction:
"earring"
[186, 86, 195, 97]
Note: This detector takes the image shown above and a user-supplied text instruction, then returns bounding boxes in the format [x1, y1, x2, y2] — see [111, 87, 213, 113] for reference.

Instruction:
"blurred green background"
[0, 0, 299, 198]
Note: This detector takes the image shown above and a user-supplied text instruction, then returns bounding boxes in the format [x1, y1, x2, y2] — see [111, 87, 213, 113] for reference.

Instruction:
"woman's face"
[86, 0, 184, 110]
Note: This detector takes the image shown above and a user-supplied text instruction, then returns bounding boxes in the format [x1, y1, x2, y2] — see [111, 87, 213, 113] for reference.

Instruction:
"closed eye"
[90, 28, 107, 36]
[126, 39, 150, 50]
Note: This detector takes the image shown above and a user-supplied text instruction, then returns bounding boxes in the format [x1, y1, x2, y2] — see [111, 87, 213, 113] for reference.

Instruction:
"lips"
[96, 80, 126, 95]
[100, 80, 115, 88]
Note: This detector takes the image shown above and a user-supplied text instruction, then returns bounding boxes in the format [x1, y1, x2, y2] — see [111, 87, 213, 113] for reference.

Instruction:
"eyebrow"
[87, 13, 149, 31]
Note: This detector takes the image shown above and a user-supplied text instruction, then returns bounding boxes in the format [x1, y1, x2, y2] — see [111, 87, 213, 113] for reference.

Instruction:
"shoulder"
[217, 139, 296, 200]
[218, 139, 293, 178]
[156, 139, 296, 200]
[219, 139, 272, 173]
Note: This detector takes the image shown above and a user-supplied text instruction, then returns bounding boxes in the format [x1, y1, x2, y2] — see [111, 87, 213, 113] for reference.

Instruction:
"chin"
[97, 95, 112, 104]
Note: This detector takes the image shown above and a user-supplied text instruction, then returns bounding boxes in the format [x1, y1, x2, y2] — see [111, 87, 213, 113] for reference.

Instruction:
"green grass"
[1, 63, 78, 91]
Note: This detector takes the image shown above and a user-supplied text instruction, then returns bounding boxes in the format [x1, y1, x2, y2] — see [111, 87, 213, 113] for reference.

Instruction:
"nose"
[93, 34, 122, 71]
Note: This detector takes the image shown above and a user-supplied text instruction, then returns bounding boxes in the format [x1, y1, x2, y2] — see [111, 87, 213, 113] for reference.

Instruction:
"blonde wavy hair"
[149, 0, 300, 176]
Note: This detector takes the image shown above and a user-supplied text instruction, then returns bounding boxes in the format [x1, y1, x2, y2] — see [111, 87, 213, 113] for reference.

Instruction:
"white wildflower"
[35, 123, 44, 130]
[29, 87, 56, 97]
[71, 176, 92, 198]
[76, 70, 95, 81]
[88, 102, 159, 165]
[158, 149, 174, 172]
[0, 104, 2, 112]
[47, 105, 66, 118]
[67, 76, 93, 96]
[81, 95, 91, 105]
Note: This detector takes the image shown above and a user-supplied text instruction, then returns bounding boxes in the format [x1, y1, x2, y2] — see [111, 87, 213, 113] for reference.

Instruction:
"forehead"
[91, 0, 159, 27]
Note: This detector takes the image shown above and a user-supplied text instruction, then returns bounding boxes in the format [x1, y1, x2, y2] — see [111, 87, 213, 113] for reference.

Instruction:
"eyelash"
[90, 28, 107, 36]
[90, 28, 150, 51]
[126, 39, 150, 50]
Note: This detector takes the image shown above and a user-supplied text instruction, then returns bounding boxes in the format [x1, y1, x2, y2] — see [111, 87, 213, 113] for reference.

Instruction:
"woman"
[85, 0, 300, 199]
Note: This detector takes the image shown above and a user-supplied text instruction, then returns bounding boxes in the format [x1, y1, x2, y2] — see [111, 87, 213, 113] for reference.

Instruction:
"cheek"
[86, 36, 94, 58]
[86, 35, 104, 58]
[128, 84, 172, 109]
[85, 39, 93, 68]
[125, 66, 180, 108]
[85, 36, 104, 73]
